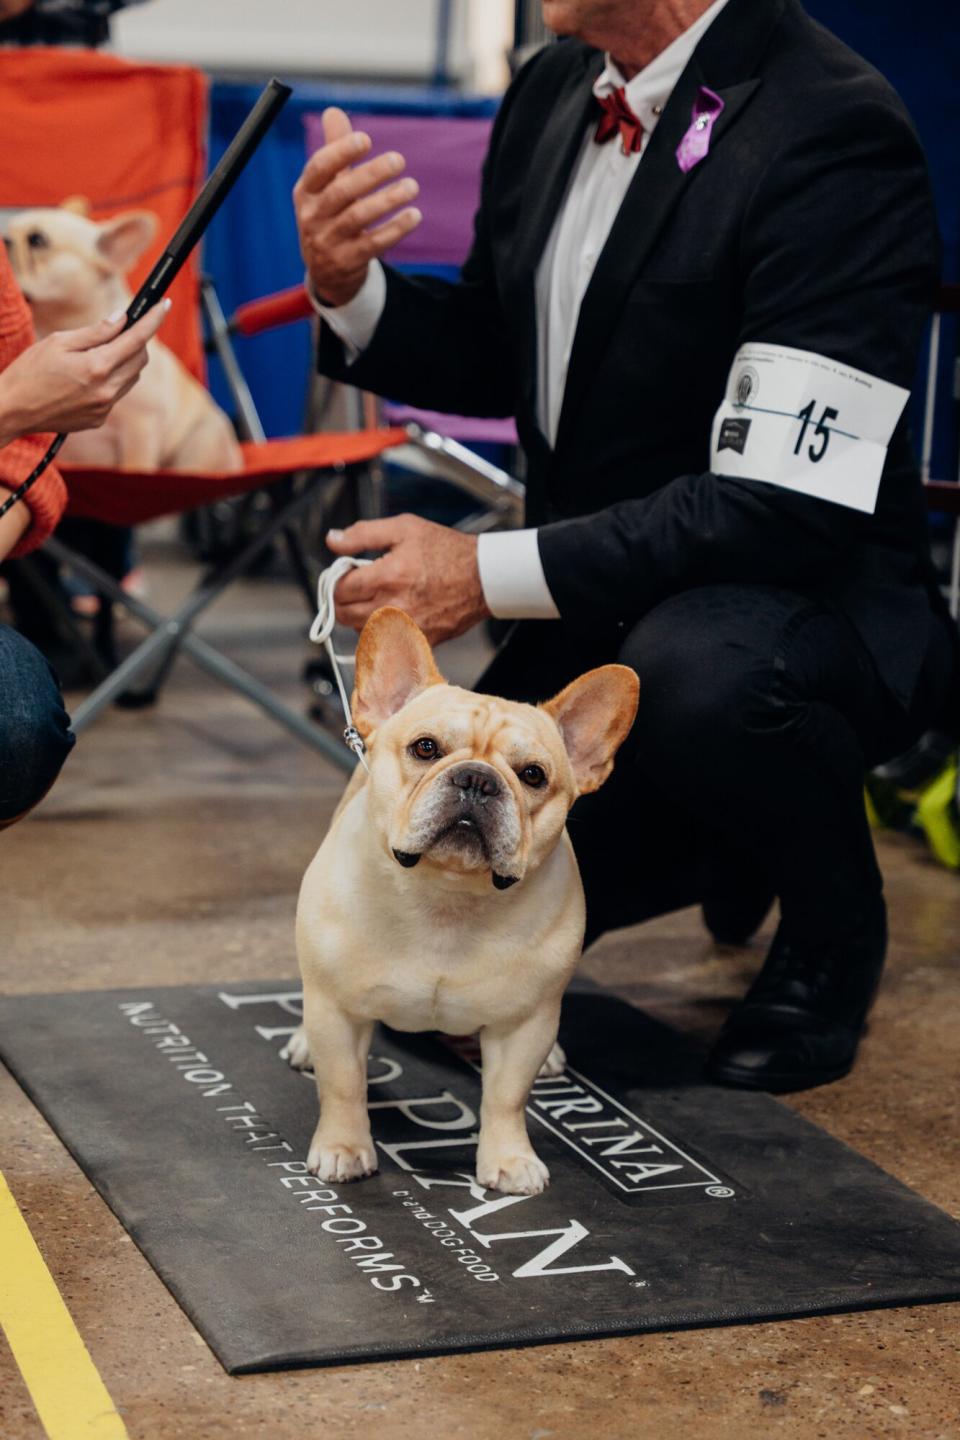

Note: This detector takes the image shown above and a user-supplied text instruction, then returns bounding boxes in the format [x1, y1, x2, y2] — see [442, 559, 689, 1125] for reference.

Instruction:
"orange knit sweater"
[0, 245, 67, 558]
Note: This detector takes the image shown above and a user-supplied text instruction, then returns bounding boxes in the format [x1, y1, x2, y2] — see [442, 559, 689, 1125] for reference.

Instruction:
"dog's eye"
[27, 231, 49, 250]
[519, 763, 547, 789]
[410, 737, 441, 762]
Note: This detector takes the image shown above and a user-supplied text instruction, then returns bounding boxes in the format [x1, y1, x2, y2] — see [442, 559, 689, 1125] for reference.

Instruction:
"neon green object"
[915, 758, 960, 871]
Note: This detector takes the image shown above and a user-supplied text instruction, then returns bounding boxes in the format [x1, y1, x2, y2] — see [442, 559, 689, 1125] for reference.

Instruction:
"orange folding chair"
[0, 48, 405, 770]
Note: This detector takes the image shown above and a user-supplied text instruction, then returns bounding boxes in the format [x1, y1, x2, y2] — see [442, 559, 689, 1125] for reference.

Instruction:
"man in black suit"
[292, 0, 958, 1092]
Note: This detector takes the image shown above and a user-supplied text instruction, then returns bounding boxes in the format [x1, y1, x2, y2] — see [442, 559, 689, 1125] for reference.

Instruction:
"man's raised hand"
[293, 107, 422, 308]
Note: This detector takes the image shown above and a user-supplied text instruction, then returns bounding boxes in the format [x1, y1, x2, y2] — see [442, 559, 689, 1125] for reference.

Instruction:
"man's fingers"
[326, 518, 410, 555]
[329, 176, 420, 240]
[298, 130, 371, 195]
[311, 150, 408, 221]
[322, 106, 354, 146]
[336, 602, 378, 631]
[333, 564, 385, 604]
[356, 208, 423, 260]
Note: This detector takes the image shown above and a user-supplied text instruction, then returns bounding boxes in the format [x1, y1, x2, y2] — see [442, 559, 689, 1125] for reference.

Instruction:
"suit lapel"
[509, 48, 604, 289]
[553, 0, 787, 452]
[505, 47, 604, 420]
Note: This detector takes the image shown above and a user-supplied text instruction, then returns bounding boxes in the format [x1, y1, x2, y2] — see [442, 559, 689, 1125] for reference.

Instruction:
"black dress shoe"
[705, 902, 887, 1092]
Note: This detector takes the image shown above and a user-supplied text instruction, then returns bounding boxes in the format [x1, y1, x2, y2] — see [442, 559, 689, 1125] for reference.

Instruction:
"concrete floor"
[2, 534, 959, 1438]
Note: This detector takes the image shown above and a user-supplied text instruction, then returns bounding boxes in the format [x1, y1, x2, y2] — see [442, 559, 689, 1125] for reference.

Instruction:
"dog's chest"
[349, 964, 514, 1035]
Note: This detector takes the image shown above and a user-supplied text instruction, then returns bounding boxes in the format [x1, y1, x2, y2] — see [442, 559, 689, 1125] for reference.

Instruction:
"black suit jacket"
[318, 0, 943, 708]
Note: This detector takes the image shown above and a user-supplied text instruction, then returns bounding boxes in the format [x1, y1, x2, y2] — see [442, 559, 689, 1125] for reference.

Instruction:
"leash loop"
[309, 556, 373, 771]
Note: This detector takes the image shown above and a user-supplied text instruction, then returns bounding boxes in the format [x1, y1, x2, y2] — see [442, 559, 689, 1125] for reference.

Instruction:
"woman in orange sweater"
[0, 244, 166, 828]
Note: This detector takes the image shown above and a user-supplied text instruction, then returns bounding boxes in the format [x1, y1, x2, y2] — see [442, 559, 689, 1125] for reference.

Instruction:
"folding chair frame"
[921, 283, 960, 619]
[46, 468, 364, 773]
[389, 423, 525, 533]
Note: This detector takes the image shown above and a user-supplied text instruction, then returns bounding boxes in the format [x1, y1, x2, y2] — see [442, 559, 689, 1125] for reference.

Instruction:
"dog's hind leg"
[280, 1024, 312, 1071]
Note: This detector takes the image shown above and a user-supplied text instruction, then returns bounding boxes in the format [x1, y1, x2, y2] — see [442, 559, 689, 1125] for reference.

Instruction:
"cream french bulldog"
[286, 606, 639, 1196]
[5, 199, 241, 472]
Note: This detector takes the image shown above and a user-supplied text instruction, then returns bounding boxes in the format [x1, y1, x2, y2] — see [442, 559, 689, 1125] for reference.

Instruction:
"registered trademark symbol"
[706, 1185, 735, 1198]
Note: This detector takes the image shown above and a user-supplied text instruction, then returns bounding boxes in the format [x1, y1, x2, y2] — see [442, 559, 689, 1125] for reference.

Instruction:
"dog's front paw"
[476, 1150, 550, 1196]
[280, 1024, 312, 1071]
[307, 1132, 378, 1183]
[537, 1041, 567, 1078]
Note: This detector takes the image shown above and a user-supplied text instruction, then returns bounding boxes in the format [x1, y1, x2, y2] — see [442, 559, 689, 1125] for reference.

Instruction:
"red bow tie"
[594, 86, 644, 156]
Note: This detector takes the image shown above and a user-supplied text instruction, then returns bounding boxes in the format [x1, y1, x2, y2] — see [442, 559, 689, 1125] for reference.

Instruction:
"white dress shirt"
[310, 0, 730, 620]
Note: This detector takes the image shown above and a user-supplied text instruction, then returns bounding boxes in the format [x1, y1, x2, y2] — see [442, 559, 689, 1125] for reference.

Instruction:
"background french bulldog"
[287, 606, 639, 1196]
[5, 198, 241, 471]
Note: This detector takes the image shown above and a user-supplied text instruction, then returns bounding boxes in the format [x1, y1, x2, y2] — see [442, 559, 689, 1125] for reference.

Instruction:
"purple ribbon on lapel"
[676, 86, 725, 174]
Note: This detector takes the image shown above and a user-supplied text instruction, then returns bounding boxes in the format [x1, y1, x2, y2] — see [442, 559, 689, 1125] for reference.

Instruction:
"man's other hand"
[293, 107, 422, 308]
[0, 300, 170, 446]
[327, 515, 490, 646]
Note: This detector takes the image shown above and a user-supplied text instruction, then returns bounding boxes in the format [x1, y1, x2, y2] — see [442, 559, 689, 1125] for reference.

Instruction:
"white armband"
[710, 343, 910, 514]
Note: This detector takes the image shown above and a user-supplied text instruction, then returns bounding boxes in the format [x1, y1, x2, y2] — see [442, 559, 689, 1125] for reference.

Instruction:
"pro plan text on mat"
[1, 982, 959, 1372]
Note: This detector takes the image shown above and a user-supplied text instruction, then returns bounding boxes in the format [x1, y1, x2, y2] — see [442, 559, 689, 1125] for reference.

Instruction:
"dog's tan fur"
[5, 200, 241, 472]
[288, 607, 639, 1196]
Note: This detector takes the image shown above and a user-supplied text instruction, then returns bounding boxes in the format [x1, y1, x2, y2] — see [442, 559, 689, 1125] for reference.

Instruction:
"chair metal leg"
[70, 622, 183, 729]
[43, 479, 356, 772]
[56, 564, 351, 769]
[178, 630, 351, 763]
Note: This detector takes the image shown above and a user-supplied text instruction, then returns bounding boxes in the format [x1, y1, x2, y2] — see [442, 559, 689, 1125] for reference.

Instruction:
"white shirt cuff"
[306, 261, 387, 361]
[477, 529, 560, 620]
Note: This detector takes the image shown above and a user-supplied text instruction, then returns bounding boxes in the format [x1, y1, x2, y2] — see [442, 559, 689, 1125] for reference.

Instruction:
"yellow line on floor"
[0, 1171, 128, 1439]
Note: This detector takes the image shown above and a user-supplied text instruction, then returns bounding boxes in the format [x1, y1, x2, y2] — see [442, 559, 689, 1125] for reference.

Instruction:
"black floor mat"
[1, 980, 958, 1373]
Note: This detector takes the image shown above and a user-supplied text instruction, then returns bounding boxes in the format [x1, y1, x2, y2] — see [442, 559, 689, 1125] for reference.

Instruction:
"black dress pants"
[477, 584, 957, 950]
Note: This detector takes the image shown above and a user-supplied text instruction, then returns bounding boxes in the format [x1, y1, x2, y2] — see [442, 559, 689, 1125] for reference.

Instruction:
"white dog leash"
[309, 556, 373, 771]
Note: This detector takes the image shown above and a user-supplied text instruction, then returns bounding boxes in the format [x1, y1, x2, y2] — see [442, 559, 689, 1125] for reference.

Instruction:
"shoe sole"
[705, 1057, 855, 1094]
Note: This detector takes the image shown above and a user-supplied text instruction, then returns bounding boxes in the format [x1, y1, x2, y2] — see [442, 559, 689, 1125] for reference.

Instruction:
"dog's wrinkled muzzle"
[393, 760, 523, 889]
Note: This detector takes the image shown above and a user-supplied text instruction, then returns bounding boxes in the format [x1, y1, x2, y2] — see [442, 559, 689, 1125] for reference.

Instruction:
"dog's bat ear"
[60, 195, 92, 217]
[351, 607, 445, 738]
[95, 210, 159, 274]
[542, 664, 639, 795]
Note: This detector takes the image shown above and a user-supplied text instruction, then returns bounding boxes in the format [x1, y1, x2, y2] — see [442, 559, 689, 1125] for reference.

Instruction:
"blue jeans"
[0, 624, 75, 826]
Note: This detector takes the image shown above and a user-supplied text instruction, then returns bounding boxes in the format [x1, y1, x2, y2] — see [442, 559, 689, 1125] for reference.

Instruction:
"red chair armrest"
[232, 286, 313, 336]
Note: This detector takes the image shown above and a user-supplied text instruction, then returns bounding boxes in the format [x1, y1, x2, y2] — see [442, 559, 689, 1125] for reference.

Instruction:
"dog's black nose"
[449, 767, 500, 798]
